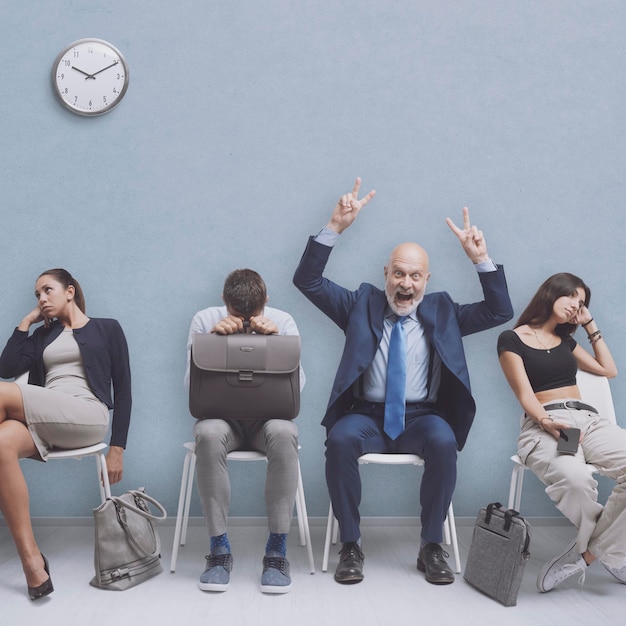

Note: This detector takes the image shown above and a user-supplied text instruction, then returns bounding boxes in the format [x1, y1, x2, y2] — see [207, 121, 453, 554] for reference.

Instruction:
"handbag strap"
[110, 491, 167, 558]
[110, 490, 168, 522]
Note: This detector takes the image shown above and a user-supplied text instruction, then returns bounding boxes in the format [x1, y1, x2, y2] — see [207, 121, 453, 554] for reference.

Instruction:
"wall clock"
[52, 38, 129, 116]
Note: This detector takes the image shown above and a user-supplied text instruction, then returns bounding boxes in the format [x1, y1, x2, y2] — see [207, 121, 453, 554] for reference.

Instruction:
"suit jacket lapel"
[368, 291, 387, 345]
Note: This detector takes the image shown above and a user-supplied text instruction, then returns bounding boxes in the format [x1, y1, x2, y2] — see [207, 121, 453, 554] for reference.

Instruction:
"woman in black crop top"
[498, 273, 626, 592]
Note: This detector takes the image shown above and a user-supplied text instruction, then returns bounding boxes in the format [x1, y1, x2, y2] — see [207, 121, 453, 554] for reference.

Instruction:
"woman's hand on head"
[19, 306, 47, 331]
[570, 304, 592, 326]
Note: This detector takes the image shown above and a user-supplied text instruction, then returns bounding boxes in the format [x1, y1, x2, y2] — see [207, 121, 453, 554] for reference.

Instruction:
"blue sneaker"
[260, 551, 292, 594]
[198, 547, 233, 592]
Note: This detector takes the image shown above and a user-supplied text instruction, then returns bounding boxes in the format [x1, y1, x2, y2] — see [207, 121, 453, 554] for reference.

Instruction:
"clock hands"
[91, 60, 119, 77]
[71, 65, 95, 79]
[71, 59, 119, 80]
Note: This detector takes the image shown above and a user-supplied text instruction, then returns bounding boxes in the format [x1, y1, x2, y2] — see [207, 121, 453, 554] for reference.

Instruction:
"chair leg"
[322, 502, 336, 573]
[294, 460, 315, 573]
[95, 452, 111, 502]
[180, 452, 196, 545]
[294, 463, 306, 547]
[508, 464, 525, 511]
[445, 503, 461, 574]
[170, 449, 194, 573]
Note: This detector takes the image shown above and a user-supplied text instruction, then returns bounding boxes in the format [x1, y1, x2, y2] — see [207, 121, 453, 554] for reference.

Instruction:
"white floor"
[1, 520, 624, 626]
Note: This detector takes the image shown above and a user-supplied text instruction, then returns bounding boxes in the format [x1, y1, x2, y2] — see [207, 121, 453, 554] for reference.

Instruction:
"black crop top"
[497, 329, 577, 393]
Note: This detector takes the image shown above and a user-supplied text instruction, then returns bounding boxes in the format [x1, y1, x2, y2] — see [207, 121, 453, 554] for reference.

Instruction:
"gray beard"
[386, 292, 422, 317]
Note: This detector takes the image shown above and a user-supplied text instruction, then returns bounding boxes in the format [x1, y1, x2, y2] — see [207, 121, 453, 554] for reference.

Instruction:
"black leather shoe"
[417, 543, 454, 585]
[334, 542, 364, 584]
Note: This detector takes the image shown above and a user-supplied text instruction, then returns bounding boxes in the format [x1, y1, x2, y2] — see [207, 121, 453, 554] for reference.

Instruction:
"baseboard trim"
[1, 515, 572, 528]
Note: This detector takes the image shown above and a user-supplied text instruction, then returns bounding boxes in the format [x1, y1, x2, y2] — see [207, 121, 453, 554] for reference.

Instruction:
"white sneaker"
[537, 539, 586, 592]
[601, 560, 626, 584]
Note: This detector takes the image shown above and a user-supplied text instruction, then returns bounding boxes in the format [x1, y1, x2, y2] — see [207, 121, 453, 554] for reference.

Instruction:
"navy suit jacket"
[293, 237, 514, 450]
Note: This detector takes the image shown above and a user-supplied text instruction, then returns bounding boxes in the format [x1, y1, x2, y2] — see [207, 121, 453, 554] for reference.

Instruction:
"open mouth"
[396, 293, 413, 303]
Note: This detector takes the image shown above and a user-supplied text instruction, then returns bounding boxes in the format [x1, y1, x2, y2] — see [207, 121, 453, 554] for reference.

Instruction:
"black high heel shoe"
[28, 554, 54, 601]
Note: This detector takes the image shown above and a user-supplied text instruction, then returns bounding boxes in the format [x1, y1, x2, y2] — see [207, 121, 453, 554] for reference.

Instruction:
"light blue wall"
[1, 1, 624, 519]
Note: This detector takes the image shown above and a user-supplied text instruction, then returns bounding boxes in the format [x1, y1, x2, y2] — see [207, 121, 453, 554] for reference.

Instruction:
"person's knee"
[424, 429, 457, 462]
[194, 420, 230, 456]
[547, 464, 598, 501]
[264, 420, 298, 448]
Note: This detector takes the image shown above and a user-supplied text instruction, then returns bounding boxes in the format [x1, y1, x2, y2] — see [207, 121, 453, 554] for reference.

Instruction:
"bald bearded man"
[293, 178, 513, 585]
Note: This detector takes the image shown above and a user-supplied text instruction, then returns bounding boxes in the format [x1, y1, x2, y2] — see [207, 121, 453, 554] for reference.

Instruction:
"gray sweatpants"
[193, 418, 299, 537]
[517, 400, 626, 568]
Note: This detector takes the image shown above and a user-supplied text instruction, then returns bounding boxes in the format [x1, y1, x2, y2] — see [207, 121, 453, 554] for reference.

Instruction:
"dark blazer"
[0, 318, 132, 449]
[293, 237, 514, 450]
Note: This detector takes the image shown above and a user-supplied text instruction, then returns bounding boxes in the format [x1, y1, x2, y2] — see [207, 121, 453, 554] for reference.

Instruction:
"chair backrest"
[576, 369, 616, 424]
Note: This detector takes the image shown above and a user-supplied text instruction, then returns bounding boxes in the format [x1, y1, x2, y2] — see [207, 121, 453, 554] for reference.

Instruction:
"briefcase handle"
[485, 501, 518, 531]
[484, 501, 531, 558]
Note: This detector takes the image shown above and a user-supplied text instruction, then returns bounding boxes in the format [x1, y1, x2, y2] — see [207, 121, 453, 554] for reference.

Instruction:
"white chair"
[47, 443, 112, 503]
[322, 453, 461, 574]
[507, 370, 617, 511]
[170, 442, 315, 574]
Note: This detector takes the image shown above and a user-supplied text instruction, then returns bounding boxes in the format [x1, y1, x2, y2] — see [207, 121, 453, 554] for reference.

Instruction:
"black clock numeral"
[74, 96, 78, 104]
[103, 96, 107, 103]
[63, 60, 71, 67]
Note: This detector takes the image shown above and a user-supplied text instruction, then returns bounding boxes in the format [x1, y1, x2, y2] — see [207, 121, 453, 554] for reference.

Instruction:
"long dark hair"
[516, 273, 590, 338]
[38, 268, 86, 313]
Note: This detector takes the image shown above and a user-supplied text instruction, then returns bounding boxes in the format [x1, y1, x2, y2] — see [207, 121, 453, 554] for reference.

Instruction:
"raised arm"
[326, 177, 376, 234]
[570, 306, 617, 378]
[445, 207, 490, 264]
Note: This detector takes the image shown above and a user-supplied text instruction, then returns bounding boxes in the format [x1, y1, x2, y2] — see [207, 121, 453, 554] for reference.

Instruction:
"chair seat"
[44, 443, 111, 502]
[47, 442, 108, 460]
[170, 441, 315, 574]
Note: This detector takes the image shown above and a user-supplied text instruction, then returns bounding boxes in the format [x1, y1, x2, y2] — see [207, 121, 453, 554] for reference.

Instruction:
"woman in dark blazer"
[0, 268, 131, 600]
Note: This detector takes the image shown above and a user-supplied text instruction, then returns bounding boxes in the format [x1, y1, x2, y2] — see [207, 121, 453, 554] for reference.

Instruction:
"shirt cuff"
[314, 227, 340, 247]
[475, 259, 498, 272]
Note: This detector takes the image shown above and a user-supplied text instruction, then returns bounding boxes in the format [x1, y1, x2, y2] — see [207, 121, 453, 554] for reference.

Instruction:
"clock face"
[52, 39, 129, 116]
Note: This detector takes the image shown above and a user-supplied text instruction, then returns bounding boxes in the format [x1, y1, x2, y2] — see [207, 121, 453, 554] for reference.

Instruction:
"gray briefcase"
[463, 502, 531, 606]
[189, 333, 301, 420]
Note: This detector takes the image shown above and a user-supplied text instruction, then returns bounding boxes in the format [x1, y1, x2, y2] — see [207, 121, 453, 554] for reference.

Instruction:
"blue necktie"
[384, 316, 407, 440]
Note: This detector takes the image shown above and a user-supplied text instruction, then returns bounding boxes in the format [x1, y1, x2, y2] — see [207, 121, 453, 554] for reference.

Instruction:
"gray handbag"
[463, 502, 531, 606]
[90, 488, 167, 590]
[189, 333, 301, 420]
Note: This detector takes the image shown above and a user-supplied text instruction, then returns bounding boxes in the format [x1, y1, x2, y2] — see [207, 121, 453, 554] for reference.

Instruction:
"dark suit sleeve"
[454, 265, 514, 336]
[108, 320, 132, 449]
[293, 236, 360, 331]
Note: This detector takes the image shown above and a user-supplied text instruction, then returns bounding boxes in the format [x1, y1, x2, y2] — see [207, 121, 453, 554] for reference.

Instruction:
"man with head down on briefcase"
[184, 269, 305, 594]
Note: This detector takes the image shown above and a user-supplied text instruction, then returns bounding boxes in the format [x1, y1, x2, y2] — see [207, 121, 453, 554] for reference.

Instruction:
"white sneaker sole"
[537, 539, 578, 593]
[198, 580, 230, 592]
[260, 582, 292, 594]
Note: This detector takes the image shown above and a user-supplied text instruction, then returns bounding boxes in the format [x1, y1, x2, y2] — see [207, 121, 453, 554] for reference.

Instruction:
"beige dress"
[17, 328, 109, 461]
